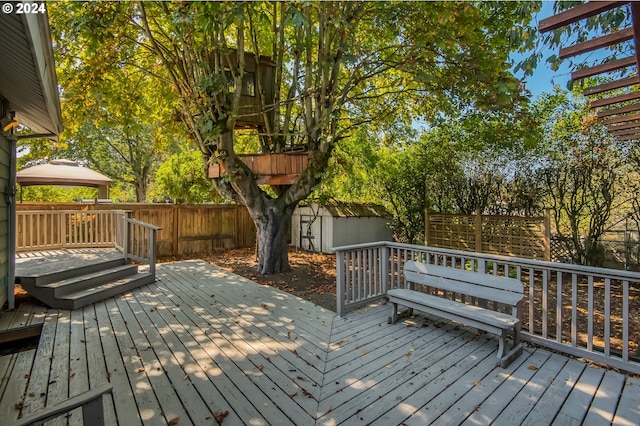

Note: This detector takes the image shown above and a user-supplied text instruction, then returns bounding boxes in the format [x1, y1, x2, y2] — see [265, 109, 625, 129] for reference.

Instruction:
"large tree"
[62, 1, 538, 273]
[43, 1, 183, 202]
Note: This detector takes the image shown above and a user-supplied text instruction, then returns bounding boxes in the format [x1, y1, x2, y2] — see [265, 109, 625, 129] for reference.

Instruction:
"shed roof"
[301, 202, 390, 218]
[17, 160, 112, 188]
[0, 9, 63, 136]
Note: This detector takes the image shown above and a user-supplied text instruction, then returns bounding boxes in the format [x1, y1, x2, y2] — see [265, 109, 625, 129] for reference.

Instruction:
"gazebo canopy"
[17, 159, 111, 198]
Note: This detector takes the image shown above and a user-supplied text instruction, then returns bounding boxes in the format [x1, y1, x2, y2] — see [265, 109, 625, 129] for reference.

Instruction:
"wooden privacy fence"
[16, 203, 256, 257]
[425, 209, 551, 261]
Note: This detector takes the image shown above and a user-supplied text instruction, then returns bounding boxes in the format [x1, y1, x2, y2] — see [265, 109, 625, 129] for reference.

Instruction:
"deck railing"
[16, 210, 118, 252]
[115, 212, 162, 276]
[334, 241, 640, 375]
[16, 209, 161, 277]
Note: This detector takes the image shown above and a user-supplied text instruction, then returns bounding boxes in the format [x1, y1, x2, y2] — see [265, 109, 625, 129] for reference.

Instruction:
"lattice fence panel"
[425, 210, 550, 261]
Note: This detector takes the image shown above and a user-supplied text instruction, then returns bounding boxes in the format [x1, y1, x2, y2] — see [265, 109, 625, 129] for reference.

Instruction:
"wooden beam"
[538, 1, 628, 32]
[590, 91, 640, 108]
[584, 76, 638, 96]
[608, 126, 640, 136]
[608, 120, 640, 130]
[615, 133, 640, 141]
[632, 3, 640, 71]
[0, 324, 43, 344]
[602, 112, 640, 125]
[597, 102, 640, 117]
[572, 56, 636, 80]
[559, 28, 634, 59]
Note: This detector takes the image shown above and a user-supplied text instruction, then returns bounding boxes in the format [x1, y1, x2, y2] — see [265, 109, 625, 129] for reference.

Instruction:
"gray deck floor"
[1, 260, 639, 425]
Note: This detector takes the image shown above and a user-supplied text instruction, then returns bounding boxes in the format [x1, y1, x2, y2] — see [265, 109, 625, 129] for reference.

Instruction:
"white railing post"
[336, 250, 345, 316]
[123, 211, 132, 262]
[148, 223, 157, 278]
[381, 244, 389, 294]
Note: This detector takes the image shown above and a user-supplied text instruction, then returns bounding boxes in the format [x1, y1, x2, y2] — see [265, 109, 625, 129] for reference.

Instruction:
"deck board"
[1, 259, 637, 425]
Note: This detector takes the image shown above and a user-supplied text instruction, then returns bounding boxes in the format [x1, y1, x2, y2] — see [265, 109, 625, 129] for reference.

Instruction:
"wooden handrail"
[15, 383, 112, 426]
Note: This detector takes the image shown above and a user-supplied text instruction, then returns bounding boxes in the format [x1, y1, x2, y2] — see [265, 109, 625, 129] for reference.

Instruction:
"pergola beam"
[559, 28, 634, 59]
[584, 76, 639, 96]
[590, 91, 640, 108]
[609, 126, 640, 136]
[601, 112, 640, 125]
[571, 56, 636, 80]
[538, 1, 628, 32]
[597, 102, 640, 117]
[614, 133, 640, 141]
[607, 120, 640, 131]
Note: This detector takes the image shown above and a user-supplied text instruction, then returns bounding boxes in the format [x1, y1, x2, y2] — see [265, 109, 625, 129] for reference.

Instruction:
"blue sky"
[515, 1, 570, 99]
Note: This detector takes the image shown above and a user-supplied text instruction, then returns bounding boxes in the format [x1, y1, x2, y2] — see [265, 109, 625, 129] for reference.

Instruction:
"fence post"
[424, 209, 430, 246]
[544, 209, 551, 261]
[172, 205, 179, 256]
[475, 210, 485, 272]
[336, 250, 345, 316]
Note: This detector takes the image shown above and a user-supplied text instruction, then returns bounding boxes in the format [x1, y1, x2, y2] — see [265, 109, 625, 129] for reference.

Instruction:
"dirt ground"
[164, 247, 338, 312]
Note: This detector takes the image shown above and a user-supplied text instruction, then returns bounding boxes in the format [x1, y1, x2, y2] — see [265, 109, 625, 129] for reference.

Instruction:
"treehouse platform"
[208, 152, 308, 185]
[1, 260, 638, 425]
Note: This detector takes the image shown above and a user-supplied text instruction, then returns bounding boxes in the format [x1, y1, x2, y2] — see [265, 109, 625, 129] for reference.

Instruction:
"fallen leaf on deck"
[168, 417, 180, 425]
[213, 411, 229, 423]
[528, 365, 538, 370]
[473, 381, 481, 386]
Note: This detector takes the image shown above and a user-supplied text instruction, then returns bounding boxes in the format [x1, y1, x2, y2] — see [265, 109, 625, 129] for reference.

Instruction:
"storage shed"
[291, 202, 392, 253]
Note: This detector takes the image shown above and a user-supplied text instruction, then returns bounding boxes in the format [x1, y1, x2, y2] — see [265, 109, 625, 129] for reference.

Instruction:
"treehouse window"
[224, 70, 256, 97]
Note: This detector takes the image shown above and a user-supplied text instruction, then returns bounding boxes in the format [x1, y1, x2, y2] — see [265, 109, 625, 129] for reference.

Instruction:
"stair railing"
[115, 211, 162, 277]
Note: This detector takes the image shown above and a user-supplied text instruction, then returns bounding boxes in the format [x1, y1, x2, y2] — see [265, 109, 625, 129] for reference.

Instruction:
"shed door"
[299, 214, 322, 252]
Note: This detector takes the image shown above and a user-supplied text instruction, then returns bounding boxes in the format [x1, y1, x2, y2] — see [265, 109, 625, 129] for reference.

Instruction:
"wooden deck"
[1, 260, 639, 425]
[15, 248, 124, 280]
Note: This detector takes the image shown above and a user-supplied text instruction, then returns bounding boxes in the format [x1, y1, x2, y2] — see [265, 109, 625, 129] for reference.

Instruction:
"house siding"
[0, 131, 10, 307]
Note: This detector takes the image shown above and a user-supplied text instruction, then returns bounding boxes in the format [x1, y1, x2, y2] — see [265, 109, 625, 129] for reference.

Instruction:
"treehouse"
[225, 51, 276, 129]
[208, 151, 308, 186]
[214, 52, 308, 186]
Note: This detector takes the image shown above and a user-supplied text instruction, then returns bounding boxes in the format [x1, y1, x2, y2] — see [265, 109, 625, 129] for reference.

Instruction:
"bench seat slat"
[387, 289, 519, 329]
[404, 262, 523, 306]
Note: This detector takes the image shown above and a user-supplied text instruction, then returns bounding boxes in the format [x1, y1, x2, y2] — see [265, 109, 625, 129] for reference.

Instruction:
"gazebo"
[16, 159, 112, 200]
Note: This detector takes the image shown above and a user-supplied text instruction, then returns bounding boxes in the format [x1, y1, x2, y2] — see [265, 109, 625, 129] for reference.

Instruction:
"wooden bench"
[387, 261, 524, 367]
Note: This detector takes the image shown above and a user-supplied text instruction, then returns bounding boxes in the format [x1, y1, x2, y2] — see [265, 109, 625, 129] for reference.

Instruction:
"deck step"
[42, 264, 140, 297]
[56, 273, 155, 310]
[19, 258, 127, 286]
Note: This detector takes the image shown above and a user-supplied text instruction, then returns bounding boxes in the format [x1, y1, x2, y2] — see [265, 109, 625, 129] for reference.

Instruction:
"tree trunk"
[251, 200, 295, 274]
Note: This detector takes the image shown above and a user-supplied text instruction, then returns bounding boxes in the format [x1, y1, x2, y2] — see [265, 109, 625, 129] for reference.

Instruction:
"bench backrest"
[403, 261, 524, 307]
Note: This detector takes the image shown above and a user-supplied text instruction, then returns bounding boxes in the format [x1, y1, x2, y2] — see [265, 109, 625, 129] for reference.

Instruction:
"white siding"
[291, 203, 392, 253]
[0, 132, 9, 307]
[332, 217, 392, 249]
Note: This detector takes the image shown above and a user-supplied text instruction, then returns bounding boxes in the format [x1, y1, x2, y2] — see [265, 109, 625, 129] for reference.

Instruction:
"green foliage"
[535, 89, 627, 266]
[18, 185, 97, 203]
[154, 149, 216, 204]
[39, 1, 185, 202]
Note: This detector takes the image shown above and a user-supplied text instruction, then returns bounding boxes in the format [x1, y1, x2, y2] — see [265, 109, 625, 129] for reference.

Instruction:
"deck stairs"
[17, 255, 154, 310]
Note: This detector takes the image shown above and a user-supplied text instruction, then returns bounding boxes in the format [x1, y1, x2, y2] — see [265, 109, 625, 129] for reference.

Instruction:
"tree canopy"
[43, 1, 540, 273]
